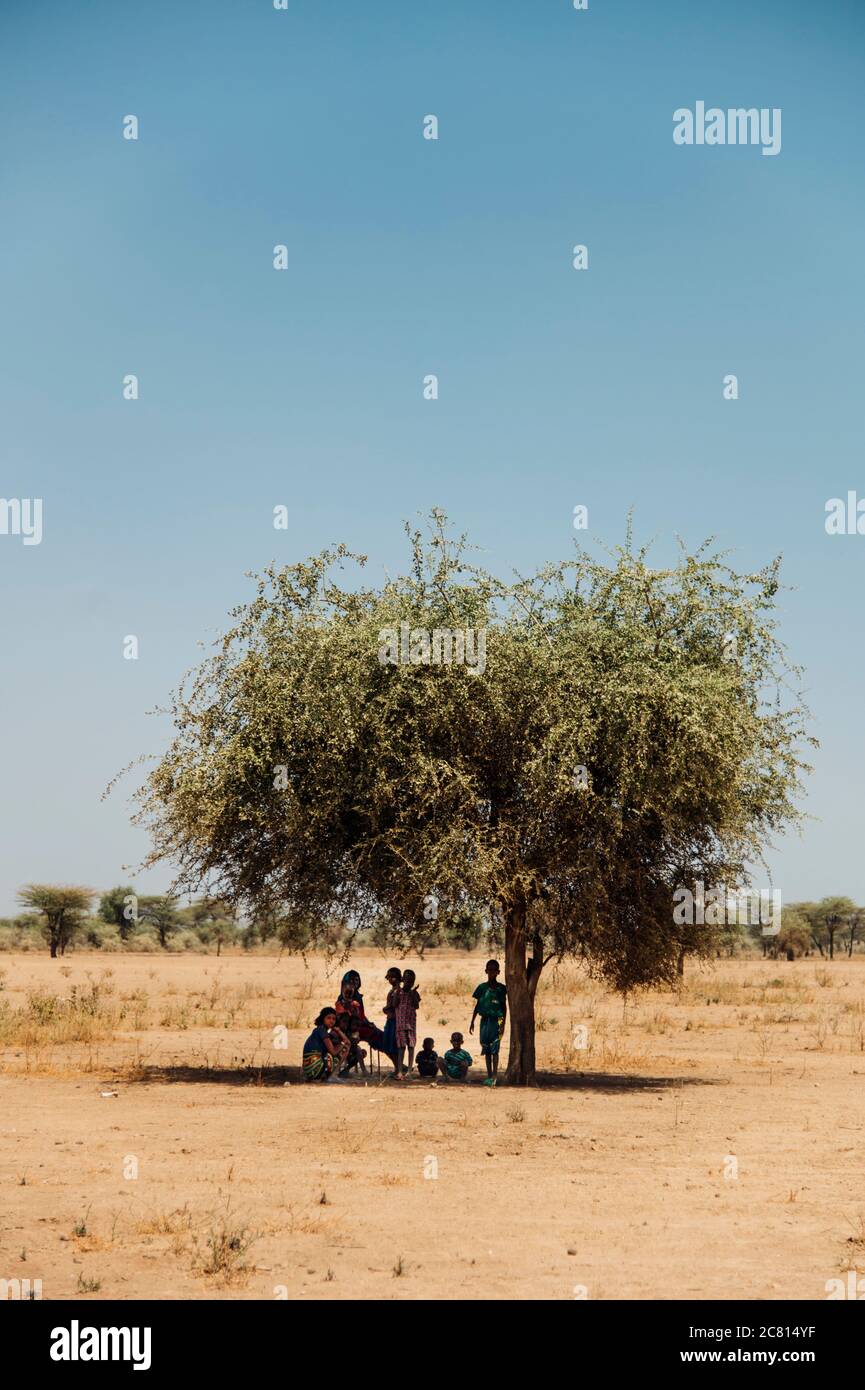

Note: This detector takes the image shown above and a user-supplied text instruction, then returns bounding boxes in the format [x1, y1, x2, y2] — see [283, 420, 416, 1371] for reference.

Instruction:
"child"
[350, 1027, 368, 1076]
[340, 1018, 368, 1078]
[415, 1037, 439, 1078]
[302, 1007, 350, 1082]
[470, 958, 507, 1081]
[396, 968, 421, 1075]
[439, 1031, 473, 1081]
[382, 967, 403, 1076]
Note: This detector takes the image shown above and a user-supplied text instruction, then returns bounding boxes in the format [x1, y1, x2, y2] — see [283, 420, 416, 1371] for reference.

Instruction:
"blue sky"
[1, 0, 864, 914]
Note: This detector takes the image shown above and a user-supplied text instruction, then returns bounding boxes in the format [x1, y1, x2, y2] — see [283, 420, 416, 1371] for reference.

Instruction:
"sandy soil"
[2, 949, 864, 1301]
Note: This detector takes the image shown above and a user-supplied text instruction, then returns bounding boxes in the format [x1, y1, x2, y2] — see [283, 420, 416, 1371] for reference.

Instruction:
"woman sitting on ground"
[302, 1007, 350, 1082]
[333, 978, 367, 1076]
[335, 971, 393, 1073]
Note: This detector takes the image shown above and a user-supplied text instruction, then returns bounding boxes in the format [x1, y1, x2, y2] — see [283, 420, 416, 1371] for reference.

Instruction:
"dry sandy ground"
[2, 949, 864, 1301]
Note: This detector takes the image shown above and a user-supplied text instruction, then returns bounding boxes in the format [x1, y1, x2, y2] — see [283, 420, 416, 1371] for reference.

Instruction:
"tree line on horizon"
[0, 883, 487, 957]
[2, 883, 862, 964]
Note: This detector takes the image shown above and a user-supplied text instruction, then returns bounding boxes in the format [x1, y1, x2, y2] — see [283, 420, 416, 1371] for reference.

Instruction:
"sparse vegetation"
[72, 1207, 92, 1238]
[196, 1215, 257, 1285]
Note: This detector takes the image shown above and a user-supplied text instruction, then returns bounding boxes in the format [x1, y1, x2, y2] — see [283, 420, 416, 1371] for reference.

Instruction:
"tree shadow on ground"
[119, 1064, 719, 1095]
[530, 1070, 718, 1092]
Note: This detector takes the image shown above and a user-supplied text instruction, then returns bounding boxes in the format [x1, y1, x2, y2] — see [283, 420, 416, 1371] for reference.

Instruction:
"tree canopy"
[131, 513, 812, 1082]
[97, 885, 138, 941]
[18, 885, 93, 958]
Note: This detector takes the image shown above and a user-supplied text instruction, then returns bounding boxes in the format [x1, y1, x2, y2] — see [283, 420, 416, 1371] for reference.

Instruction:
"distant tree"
[203, 918, 239, 956]
[277, 913, 346, 953]
[178, 895, 240, 956]
[774, 906, 812, 960]
[442, 908, 485, 951]
[97, 885, 139, 941]
[18, 885, 93, 958]
[0, 913, 42, 948]
[844, 907, 865, 958]
[251, 912, 282, 944]
[137, 895, 180, 949]
[239, 912, 281, 949]
[791, 901, 821, 955]
[745, 905, 802, 959]
[803, 897, 856, 962]
[715, 919, 749, 960]
[130, 515, 811, 1084]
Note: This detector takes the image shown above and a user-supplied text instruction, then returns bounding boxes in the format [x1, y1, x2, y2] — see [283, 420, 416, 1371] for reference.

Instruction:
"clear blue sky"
[1, 0, 864, 915]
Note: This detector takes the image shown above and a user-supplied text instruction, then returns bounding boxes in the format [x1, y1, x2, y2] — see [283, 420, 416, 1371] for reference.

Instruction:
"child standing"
[470, 958, 508, 1081]
[382, 967, 403, 1076]
[439, 1031, 473, 1080]
[395, 968, 420, 1075]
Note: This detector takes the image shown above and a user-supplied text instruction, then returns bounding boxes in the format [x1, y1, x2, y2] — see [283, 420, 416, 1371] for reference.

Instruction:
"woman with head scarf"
[335, 970, 394, 1070]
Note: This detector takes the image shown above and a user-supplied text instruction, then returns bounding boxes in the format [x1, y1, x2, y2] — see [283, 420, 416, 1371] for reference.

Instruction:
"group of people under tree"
[302, 959, 508, 1085]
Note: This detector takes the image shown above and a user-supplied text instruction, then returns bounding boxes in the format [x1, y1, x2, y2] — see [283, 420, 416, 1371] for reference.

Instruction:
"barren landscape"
[2, 949, 864, 1301]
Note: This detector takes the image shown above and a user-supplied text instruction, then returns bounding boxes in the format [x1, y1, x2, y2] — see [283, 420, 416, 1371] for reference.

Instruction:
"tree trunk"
[49, 938, 57, 959]
[676, 948, 686, 977]
[504, 897, 536, 1085]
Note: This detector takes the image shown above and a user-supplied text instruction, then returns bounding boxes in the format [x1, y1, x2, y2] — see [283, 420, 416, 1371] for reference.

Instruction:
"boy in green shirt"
[439, 1031, 473, 1080]
[470, 958, 507, 1081]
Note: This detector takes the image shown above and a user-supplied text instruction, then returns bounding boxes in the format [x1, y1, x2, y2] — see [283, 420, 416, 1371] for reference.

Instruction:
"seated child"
[302, 1007, 349, 1082]
[415, 1037, 439, 1078]
[438, 1032, 473, 1080]
[339, 1022, 367, 1078]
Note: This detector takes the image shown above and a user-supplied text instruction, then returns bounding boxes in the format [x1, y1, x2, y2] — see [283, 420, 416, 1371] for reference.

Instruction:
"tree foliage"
[137, 895, 180, 949]
[97, 885, 139, 941]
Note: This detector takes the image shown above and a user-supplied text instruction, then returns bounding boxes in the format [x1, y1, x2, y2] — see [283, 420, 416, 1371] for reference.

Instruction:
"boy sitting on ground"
[439, 1032, 473, 1081]
[416, 1037, 439, 1078]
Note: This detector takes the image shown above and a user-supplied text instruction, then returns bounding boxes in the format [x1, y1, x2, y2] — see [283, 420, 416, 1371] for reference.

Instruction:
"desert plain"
[2, 949, 864, 1301]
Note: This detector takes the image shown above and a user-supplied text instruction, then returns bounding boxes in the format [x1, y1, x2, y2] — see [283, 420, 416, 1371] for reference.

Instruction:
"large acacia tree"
[131, 513, 810, 1083]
